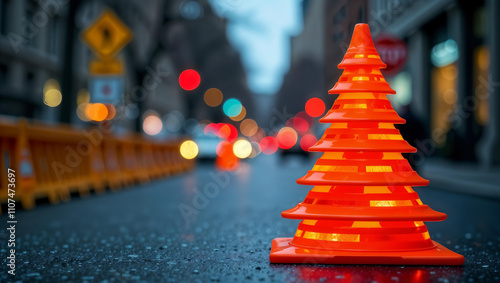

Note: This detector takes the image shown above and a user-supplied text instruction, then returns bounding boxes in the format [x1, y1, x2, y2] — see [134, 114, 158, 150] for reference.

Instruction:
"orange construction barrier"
[89, 140, 106, 194]
[15, 120, 37, 208]
[0, 118, 195, 212]
[118, 138, 141, 184]
[270, 23, 464, 265]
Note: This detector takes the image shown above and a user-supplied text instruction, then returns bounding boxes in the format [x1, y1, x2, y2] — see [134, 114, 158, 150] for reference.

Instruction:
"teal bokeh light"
[223, 98, 242, 117]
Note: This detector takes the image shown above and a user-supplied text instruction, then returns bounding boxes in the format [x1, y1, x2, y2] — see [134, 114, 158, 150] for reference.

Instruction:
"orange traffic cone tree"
[270, 23, 464, 265]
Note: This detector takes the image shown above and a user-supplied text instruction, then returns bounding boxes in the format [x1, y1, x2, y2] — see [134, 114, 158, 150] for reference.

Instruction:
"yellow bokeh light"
[232, 139, 252, 159]
[44, 89, 62, 107]
[143, 115, 163, 135]
[43, 78, 60, 94]
[77, 88, 90, 105]
[180, 140, 199, 159]
[77, 103, 91, 121]
[240, 118, 258, 137]
[230, 106, 246, 121]
[204, 88, 223, 107]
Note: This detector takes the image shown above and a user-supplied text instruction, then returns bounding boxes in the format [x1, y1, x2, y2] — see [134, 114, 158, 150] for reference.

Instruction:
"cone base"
[270, 238, 464, 265]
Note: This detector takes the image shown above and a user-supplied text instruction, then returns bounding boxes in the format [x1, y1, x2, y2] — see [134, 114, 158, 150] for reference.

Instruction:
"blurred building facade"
[369, 0, 499, 197]
[275, 0, 367, 127]
[276, 0, 499, 196]
[0, 0, 69, 121]
[0, 0, 252, 136]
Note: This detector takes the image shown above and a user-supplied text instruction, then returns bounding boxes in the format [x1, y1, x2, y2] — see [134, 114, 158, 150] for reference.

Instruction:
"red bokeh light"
[179, 69, 201, 91]
[296, 111, 313, 126]
[259, 136, 278, 155]
[205, 123, 237, 142]
[219, 124, 231, 140]
[300, 134, 318, 151]
[218, 124, 238, 142]
[204, 123, 219, 136]
[216, 141, 231, 156]
[305, 97, 325, 117]
[216, 141, 240, 171]
[276, 127, 298, 149]
[293, 116, 309, 134]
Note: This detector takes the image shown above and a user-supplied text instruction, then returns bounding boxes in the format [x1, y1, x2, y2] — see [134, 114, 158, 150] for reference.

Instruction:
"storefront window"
[473, 45, 489, 126]
[430, 63, 458, 147]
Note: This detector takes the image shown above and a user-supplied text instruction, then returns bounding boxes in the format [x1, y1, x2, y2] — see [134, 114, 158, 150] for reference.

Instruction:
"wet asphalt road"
[1, 154, 499, 282]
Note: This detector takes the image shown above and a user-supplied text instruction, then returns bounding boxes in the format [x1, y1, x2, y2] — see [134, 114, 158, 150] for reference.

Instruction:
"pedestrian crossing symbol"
[81, 9, 133, 59]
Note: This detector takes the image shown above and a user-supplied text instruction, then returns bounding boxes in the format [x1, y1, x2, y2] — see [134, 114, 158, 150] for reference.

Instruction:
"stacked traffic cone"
[269, 24, 464, 265]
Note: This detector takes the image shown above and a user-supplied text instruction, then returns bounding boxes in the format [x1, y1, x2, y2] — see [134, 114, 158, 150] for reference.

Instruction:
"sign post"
[81, 9, 133, 106]
[81, 9, 133, 59]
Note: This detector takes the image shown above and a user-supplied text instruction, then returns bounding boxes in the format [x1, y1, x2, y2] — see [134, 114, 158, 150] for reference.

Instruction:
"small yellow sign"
[81, 9, 133, 59]
[89, 57, 123, 75]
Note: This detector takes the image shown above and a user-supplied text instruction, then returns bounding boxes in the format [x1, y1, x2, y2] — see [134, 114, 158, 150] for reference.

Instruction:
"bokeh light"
[259, 136, 278, 155]
[216, 141, 231, 157]
[183, 118, 200, 135]
[219, 124, 231, 139]
[164, 110, 185, 133]
[240, 119, 258, 137]
[180, 0, 203, 20]
[105, 104, 116, 120]
[178, 69, 201, 91]
[86, 103, 108, 121]
[204, 88, 223, 107]
[204, 123, 220, 136]
[77, 103, 91, 122]
[305, 97, 326, 117]
[77, 88, 90, 105]
[254, 127, 266, 141]
[276, 127, 298, 149]
[216, 141, 240, 171]
[233, 139, 252, 159]
[143, 115, 163, 135]
[296, 111, 313, 126]
[43, 79, 62, 107]
[44, 89, 62, 107]
[218, 123, 238, 142]
[223, 98, 242, 117]
[126, 104, 140, 119]
[300, 134, 317, 151]
[180, 140, 199, 159]
[230, 106, 246, 121]
[248, 142, 261, 158]
[43, 79, 60, 94]
[292, 116, 309, 134]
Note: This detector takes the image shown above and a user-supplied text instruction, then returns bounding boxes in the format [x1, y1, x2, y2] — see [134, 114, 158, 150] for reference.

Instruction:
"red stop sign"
[374, 34, 408, 76]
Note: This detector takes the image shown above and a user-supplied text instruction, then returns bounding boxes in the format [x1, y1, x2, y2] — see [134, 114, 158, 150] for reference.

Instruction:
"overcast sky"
[210, 0, 304, 95]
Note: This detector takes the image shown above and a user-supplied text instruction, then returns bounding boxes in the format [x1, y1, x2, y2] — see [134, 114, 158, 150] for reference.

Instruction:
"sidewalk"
[421, 158, 500, 200]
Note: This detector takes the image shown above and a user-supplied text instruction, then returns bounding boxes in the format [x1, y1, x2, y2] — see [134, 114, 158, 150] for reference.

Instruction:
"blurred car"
[194, 133, 221, 161]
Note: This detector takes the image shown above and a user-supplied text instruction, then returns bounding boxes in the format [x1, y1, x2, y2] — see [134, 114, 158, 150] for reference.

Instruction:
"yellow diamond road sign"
[82, 9, 133, 59]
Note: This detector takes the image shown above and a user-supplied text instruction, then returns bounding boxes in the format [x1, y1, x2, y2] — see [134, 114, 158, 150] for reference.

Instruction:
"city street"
[1, 0, 500, 282]
[2, 156, 499, 282]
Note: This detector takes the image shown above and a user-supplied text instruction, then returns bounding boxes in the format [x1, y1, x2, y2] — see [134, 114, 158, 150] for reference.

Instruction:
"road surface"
[1, 155, 499, 282]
